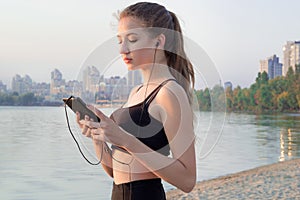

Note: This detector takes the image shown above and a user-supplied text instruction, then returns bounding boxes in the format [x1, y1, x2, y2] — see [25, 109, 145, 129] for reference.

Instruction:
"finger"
[79, 120, 96, 131]
[84, 115, 90, 121]
[91, 128, 99, 135]
[91, 129, 105, 142]
[76, 112, 84, 128]
[79, 119, 86, 125]
[81, 124, 89, 135]
[87, 105, 108, 121]
[87, 118, 99, 129]
[77, 113, 93, 128]
[85, 128, 92, 138]
[89, 121, 101, 129]
[83, 115, 95, 128]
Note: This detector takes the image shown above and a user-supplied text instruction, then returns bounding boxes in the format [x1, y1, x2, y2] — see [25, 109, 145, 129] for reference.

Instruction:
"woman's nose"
[119, 42, 130, 54]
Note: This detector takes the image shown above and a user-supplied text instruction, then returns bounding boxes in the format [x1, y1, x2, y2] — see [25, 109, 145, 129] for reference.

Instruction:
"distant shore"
[0, 103, 124, 108]
[166, 158, 300, 199]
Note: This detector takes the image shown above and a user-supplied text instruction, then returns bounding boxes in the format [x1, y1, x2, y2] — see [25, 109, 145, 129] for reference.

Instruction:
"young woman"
[77, 2, 196, 199]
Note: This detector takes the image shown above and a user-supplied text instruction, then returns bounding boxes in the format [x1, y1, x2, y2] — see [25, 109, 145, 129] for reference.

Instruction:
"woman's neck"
[140, 63, 174, 85]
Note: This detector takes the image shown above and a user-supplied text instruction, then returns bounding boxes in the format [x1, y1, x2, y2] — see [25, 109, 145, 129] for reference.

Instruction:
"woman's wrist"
[120, 129, 136, 152]
[92, 137, 103, 146]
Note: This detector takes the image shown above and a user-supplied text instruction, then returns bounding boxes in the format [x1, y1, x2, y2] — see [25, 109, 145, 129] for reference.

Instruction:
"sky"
[0, 0, 299, 89]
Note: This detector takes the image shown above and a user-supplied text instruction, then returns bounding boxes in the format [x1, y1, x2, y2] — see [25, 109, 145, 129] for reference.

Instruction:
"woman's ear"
[156, 33, 166, 48]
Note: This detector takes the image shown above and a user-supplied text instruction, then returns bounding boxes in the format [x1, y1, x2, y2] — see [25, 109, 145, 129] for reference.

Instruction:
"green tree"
[255, 71, 269, 86]
[225, 87, 233, 111]
[211, 85, 225, 112]
[20, 93, 36, 106]
[287, 92, 298, 110]
[286, 67, 295, 81]
[255, 84, 273, 110]
[295, 64, 300, 74]
[232, 86, 242, 110]
[195, 88, 211, 111]
[249, 83, 258, 107]
[277, 92, 289, 111]
[241, 88, 251, 111]
[296, 94, 300, 109]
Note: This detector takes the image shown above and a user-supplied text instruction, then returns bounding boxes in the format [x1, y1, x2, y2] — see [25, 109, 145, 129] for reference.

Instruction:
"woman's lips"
[123, 57, 132, 64]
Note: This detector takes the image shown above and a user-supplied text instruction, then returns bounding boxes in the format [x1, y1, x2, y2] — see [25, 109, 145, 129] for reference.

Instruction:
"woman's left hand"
[82, 105, 129, 147]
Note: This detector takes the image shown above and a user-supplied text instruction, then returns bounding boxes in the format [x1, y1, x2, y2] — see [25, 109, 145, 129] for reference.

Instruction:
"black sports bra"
[110, 79, 177, 156]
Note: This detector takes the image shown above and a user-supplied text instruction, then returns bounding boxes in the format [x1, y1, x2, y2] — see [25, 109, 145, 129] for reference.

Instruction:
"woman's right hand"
[76, 112, 94, 138]
[76, 112, 113, 178]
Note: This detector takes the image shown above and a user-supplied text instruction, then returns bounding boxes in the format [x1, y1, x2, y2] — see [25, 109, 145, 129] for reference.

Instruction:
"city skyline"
[1, 0, 300, 88]
[2, 39, 297, 90]
[0, 67, 138, 88]
[2, 67, 142, 104]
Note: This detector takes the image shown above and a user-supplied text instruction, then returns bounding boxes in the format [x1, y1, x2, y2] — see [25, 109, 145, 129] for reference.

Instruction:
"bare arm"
[93, 140, 113, 178]
[89, 83, 196, 192]
[123, 84, 196, 192]
[77, 85, 144, 178]
[76, 113, 113, 178]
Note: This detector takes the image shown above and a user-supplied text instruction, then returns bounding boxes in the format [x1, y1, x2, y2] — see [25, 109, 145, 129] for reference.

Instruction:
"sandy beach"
[166, 158, 300, 199]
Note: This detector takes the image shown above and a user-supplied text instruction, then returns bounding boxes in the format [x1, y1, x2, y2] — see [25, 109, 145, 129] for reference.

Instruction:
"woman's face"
[117, 17, 157, 70]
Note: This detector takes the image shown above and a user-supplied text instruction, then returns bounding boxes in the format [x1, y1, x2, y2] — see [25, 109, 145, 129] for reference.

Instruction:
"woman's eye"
[128, 36, 138, 43]
[128, 39, 137, 43]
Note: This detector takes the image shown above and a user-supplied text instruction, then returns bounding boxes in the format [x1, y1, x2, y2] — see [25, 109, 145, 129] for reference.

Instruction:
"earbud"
[155, 41, 159, 47]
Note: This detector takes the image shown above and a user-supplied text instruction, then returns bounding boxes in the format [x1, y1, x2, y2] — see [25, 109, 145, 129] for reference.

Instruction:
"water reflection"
[254, 113, 300, 129]
[253, 113, 300, 162]
[279, 128, 299, 161]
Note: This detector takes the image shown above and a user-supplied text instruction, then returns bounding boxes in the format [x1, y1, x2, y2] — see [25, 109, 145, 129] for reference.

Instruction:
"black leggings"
[111, 178, 166, 200]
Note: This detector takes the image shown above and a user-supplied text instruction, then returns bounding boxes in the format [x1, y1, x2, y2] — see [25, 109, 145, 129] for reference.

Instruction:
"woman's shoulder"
[157, 80, 189, 104]
[162, 79, 186, 94]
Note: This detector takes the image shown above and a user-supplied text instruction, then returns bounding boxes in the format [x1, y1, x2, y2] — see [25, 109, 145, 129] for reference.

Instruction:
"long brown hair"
[119, 2, 195, 103]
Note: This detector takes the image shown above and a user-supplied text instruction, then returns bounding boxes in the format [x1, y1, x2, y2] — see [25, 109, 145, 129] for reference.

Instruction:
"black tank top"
[110, 79, 177, 156]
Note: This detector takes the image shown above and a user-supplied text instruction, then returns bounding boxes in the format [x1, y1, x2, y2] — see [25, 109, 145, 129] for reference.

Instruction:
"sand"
[166, 158, 300, 200]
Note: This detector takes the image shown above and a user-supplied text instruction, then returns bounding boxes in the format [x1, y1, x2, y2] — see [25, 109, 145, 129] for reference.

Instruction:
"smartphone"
[63, 96, 100, 122]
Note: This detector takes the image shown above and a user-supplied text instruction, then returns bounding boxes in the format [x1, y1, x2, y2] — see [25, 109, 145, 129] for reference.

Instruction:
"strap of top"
[143, 78, 177, 107]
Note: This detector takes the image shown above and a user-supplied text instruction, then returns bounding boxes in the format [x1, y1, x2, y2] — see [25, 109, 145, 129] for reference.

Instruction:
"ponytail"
[166, 12, 195, 103]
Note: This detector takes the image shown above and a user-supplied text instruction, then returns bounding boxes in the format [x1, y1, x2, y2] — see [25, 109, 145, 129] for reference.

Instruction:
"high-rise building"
[105, 76, 128, 101]
[259, 55, 282, 79]
[12, 74, 33, 94]
[259, 60, 268, 74]
[31, 82, 50, 97]
[50, 69, 65, 95]
[128, 70, 142, 88]
[0, 81, 7, 93]
[82, 66, 100, 93]
[50, 68, 83, 100]
[224, 81, 233, 90]
[283, 41, 300, 75]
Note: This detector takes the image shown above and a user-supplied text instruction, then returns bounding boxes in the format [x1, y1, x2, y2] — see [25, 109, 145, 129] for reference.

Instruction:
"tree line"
[0, 92, 63, 106]
[1, 66, 299, 111]
[0, 92, 45, 106]
[196, 66, 300, 113]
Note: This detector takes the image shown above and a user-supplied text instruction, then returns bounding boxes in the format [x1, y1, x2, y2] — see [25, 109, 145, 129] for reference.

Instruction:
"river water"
[0, 106, 299, 199]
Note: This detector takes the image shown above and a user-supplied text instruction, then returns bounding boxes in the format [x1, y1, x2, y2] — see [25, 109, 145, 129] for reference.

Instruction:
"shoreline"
[0, 104, 299, 113]
[166, 158, 300, 199]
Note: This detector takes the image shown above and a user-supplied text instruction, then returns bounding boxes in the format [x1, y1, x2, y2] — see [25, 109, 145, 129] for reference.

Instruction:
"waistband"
[113, 178, 162, 187]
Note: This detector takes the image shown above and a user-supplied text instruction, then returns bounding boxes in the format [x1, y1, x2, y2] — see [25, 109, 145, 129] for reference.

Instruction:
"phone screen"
[63, 97, 100, 122]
